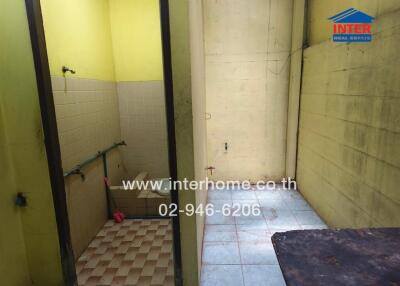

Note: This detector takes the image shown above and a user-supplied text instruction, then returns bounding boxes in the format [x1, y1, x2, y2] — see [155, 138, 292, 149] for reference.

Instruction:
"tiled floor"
[201, 185, 328, 286]
[76, 219, 174, 286]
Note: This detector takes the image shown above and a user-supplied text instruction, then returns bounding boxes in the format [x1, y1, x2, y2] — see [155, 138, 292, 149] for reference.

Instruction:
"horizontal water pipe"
[63, 141, 126, 179]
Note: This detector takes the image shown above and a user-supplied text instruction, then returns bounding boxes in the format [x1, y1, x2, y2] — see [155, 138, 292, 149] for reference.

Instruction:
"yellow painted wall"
[109, 0, 163, 81]
[41, 0, 116, 81]
[169, 0, 200, 284]
[0, 90, 31, 285]
[0, 0, 64, 285]
[41, 0, 163, 82]
[297, 1, 400, 228]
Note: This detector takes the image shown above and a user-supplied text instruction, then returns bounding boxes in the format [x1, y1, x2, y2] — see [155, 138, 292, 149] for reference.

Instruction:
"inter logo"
[328, 8, 374, 42]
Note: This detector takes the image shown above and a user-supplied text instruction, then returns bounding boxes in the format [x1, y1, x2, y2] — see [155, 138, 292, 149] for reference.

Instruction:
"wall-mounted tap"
[62, 66, 76, 93]
[62, 66, 76, 75]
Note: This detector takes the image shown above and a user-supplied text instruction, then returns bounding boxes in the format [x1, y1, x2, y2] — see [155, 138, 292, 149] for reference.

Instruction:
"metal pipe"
[63, 141, 126, 178]
[102, 153, 112, 219]
[125, 215, 171, 220]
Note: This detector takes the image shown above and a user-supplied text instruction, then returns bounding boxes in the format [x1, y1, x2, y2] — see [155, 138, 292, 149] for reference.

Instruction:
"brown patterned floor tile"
[141, 260, 157, 276]
[97, 268, 117, 285]
[136, 276, 152, 286]
[85, 276, 101, 286]
[77, 219, 174, 286]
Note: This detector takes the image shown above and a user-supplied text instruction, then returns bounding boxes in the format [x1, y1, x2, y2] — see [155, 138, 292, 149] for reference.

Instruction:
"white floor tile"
[255, 190, 283, 200]
[235, 214, 267, 226]
[232, 190, 257, 200]
[202, 185, 327, 285]
[206, 224, 236, 232]
[263, 209, 299, 228]
[258, 198, 288, 210]
[232, 200, 259, 206]
[209, 200, 233, 208]
[285, 198, 312, 211]
[301, 224, 328, 230]
[204, 230, 237, 242]
[239, 241, 278, 265]
[206, 212, 235, 225]
[242, 265, 286, 286]
[236, 221, 269, 231]
[292, 210, 325, 225]
[279, 189, 303, 200]
[237, 230, 272, 242]
[201, 265, 244, 286]
[208, 189, 232, 200]
[203, 242, 241, 264]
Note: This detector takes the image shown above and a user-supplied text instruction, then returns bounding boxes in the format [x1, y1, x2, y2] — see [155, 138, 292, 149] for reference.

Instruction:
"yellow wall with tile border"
[41, 0, 163, 82]
[41, 0, 116, 81]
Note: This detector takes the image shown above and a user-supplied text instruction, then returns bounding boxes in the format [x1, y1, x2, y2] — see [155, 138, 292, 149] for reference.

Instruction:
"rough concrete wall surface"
[297, 6, 400, 227]
[51, 76, 124, 258]
[118, 81, 170, 179]
[285, 0, 305, 179]
[204, 0, 293, 181]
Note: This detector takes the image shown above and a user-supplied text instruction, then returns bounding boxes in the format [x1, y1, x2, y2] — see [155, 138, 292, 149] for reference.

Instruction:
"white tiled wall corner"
[50, 77, 170, 256]
[51, 76, 122, 171]
[51, 76, 125, 258]
[117, 81, 170, 179]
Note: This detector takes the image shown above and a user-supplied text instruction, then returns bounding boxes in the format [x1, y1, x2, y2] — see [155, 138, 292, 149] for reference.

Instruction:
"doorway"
[25, 0, 182, 285]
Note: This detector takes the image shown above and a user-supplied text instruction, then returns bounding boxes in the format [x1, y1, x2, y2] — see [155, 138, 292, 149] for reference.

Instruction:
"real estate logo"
[328, 8, 374, 42]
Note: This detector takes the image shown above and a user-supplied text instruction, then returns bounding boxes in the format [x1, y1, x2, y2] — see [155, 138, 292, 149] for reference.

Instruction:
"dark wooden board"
[272, 228, 400, 286]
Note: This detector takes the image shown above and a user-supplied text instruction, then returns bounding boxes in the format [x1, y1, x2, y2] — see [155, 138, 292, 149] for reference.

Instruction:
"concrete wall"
[204, 0, 293, 181]
[285, 0, 306, 179]
[297, 1, 400, 227]
[0, 0, 64, 284]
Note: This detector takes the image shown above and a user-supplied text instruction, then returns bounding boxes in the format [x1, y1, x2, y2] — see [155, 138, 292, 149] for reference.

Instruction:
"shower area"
[40, 0, 175, 285]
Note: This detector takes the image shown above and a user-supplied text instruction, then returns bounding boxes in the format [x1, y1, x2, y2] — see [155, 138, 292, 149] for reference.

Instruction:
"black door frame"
[24, 0, 183, 285]
[159, 1, 183, 285]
